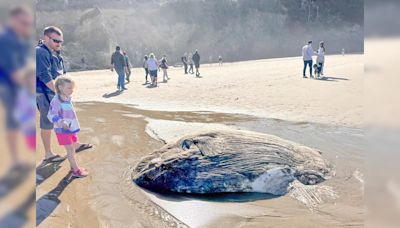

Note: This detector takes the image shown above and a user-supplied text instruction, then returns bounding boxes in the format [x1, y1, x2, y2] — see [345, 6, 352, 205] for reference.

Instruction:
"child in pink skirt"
[14, 64, 36, 152]
[47, 77, 89, 177]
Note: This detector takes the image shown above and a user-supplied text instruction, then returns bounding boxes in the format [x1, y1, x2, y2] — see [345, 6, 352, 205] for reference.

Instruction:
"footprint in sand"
[111, 135, 124, 147]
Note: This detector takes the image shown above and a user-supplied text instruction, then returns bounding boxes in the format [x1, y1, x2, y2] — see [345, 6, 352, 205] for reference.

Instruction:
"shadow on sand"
[102, 90, 122, 98]
[146, 85, 158, 89]
[0, 164, 33, 199]
[36, 173, 76, 226]
[36, 162, 63, 186]
[0, 190, 35, 227]
[317, 76, 349, 82]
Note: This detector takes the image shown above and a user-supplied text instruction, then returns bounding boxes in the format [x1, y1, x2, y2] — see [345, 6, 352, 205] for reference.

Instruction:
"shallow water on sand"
[36, 102, 363, 227]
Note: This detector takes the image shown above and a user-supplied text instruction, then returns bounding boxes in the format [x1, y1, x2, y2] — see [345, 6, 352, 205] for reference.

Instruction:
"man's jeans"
[117, 69, 125, 89]
[183, 63, 188, 74]
[303, 60, 313, 77]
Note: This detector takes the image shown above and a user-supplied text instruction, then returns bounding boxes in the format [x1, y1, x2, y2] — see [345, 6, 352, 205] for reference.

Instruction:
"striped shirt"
[47, 94, 80, 134]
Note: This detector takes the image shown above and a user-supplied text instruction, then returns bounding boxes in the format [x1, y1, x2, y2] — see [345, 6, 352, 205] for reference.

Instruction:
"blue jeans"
[117, 69, 125, 89]
[303, 60, 312, 77]
[319, 62, 324, 74]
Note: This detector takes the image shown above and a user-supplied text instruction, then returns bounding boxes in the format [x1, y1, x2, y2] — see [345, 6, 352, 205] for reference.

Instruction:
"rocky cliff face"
[36, 0, 364, 71]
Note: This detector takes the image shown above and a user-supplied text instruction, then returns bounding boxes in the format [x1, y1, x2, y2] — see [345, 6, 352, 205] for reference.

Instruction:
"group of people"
[141, 53, 169, 87]
[181, 51, 201, 77]
[302, 40, 326, 79]
[111, 48, 202, 88]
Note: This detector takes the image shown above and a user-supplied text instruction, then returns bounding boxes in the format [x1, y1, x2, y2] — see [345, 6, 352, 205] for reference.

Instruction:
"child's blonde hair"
[55, 76, 75, 95]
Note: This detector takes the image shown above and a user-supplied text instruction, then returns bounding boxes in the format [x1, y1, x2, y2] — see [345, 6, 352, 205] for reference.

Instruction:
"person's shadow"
[36, 173, 76, 226]
[36, 162, 63, 186]
[0, 164, 33, 199]
[146, 84, 157, 89]
[102, 90, 122, 98]
[318, 76, 349, 82]
[0, 190, 35, 227]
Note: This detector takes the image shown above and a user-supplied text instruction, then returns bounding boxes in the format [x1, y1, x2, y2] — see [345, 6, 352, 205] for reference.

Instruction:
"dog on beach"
[313, 63, 322, 79]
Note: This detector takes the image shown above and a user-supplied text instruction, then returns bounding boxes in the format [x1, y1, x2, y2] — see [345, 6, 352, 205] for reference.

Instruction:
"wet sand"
[36, 102, 363, 227]
[36, 102, 253, 227]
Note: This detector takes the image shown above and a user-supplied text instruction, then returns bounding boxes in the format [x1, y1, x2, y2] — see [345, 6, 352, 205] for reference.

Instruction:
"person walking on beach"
[143, 55, 149, 84]
[111, 46, 127, 91]
[47, 77, 89, 177]
[188, 53, 194, 74]
[123, 51, 132, 82]
[316, 41, 326, 76]
[160, 55, 169, 82]
[147, 53, 159, 87]
[181, 53, 188, 74]
[218, 55, 223, 66]
[302, 40, 314, 78]
[192, 50, 201, 77]
[0, 6, 33, 167]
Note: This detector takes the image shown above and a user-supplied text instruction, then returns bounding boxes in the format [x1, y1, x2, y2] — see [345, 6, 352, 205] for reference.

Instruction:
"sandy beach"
[70, 54, 363, 127]
[36, 54, 364, 227]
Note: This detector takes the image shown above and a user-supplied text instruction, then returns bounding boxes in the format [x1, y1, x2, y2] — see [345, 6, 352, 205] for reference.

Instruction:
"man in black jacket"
[192, 50, 201, 77]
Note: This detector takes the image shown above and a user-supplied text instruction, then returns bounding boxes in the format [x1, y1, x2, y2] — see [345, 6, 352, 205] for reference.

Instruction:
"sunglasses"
[51, 38, 63, 44]
[47, 35, 63, 44]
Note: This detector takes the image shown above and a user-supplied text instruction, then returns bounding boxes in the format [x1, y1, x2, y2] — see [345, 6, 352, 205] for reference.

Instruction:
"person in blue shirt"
[36, 26, 69, 163]
[0, 6, 33, 168]
[111, 46, 128, 91]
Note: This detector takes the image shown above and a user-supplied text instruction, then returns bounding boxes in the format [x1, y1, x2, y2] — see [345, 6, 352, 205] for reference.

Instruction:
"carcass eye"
[181, 139, 192, 150]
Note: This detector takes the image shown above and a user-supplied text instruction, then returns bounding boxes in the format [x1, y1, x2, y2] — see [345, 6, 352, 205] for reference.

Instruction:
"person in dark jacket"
[181, 53, 188, 74]
[192, 50, 201, 77]
[111, 46, 127, 91]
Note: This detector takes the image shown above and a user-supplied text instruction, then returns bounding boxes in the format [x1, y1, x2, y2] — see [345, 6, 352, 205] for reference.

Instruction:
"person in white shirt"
[147, 53, 159, 87]
[317, 41, 326, 76]
[302, 40, 314, 78]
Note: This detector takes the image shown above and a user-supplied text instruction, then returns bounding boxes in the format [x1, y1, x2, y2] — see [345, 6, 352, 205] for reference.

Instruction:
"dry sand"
[70, 54, 363, 127]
